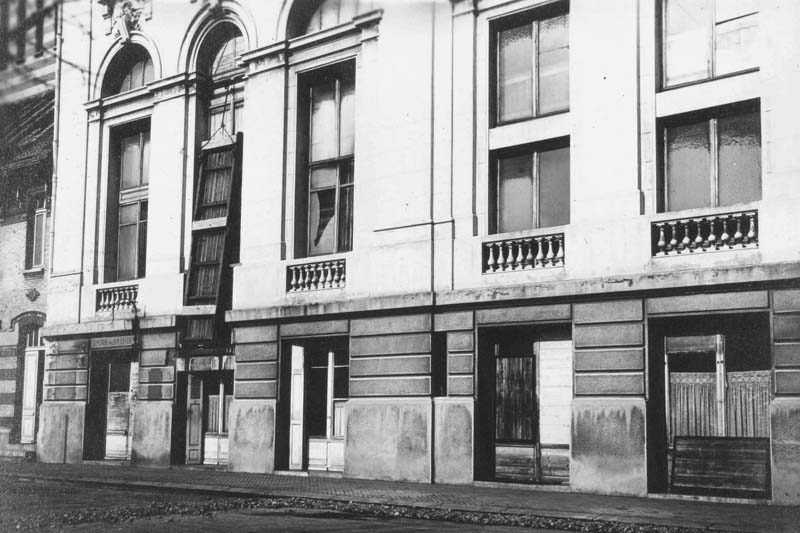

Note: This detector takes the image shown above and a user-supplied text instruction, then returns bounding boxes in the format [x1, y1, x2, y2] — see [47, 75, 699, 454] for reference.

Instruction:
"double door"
[185, 371, 233, 465]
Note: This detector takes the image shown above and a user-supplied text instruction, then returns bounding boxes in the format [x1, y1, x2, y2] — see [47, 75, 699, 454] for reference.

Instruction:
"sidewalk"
[1, 461, 798, 532]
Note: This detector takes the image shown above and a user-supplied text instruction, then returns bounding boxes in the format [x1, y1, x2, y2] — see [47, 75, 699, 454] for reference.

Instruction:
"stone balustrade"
[483, 233, 565, 274]
[653, 210, 758, 257]
[96, 284, 139, 312]
[287, 259, 346, 292]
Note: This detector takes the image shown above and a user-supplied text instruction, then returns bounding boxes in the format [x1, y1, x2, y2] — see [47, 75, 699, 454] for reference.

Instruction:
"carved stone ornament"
[25, 288, 40, 302]
[99, 0, 152, 38]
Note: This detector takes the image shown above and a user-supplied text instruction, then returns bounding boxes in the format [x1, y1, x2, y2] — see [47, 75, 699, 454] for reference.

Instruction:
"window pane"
[141, 131, 150, 186]
[32, 212, 44, 267]
[334, 366, 349, 398]
[130, 60, 145, 90]
[498, 154, 533, 233]
[718, 111, 761, 206]
[143, 58, 154, 85]
[538, 15, 569, 114]
[138, 216, 147, 278]
[119, 203, 138, 225]
[340, 158, 354, 185]
[108, 362, 131, 393]
[338, 184, 353, 252]
[339, 77, 355, 156]
[538, 146, 570, 227]
[117, 223, 137, 281]
[309, 188, 336, 255]
[715, 13, 757, 76]
[306, 366, 327, 436]
[498, 24, 533, 122]
[120, 134, 142, 189]
[664, 0, 711, 86]
[310, 82, 337, 162]
[666, 120, 711, 211]
[310, 165, 337, 189]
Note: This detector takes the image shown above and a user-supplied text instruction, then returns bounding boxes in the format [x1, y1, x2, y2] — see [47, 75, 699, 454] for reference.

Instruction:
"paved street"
[2, 477, 552, 532]
[1, 461, 798, 532]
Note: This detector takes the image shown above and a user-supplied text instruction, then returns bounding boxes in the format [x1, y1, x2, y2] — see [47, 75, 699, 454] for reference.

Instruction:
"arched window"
[287, 0, 375, 39]
[196, 23, 245, 139]
[101, 45, 154, 98]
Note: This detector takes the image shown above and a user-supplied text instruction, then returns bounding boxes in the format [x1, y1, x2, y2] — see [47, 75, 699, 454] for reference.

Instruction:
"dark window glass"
[108, 362, 131, 393]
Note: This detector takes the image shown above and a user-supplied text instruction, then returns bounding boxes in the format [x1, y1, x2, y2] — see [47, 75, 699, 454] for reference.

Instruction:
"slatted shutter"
[185, 133, 242, 309]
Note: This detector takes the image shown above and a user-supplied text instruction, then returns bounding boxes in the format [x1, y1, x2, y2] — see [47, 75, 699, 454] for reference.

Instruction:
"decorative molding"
[99, 0, 153, 37]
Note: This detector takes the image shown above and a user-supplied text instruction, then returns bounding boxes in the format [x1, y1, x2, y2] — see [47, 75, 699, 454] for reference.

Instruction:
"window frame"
[489, 137, 570, 235]
[295, 60, 356, 258]
[24, 192, 47, 270]
[660, 0, 759, 90]
[658, 100, 761, 213]
[106, 120, 150, 283]
[490, 1, 570, 127]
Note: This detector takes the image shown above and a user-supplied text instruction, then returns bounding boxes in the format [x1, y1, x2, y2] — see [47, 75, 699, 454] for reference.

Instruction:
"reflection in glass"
[498, 24, 533, 122]
[498, 154, 533, 233]
[538, 15, 569, 114]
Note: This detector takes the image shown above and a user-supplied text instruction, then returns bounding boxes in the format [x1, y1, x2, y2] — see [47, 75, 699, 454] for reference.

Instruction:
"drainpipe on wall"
[47, 0, 63, 275]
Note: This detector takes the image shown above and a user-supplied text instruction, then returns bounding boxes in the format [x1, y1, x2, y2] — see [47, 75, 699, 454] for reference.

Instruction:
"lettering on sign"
[91, 335, 135, 350]
[189, 356, 219, 372]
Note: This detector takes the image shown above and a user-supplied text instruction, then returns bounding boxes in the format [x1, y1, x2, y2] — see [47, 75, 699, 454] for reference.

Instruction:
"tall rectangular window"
[107, 123, 150, 282]
[25, 193, 47, 269]
[297, 61, 355, 257]
[493, 142, 570, 234]
[494, 4, 569, 124]
[663, 0, 757, 88]
[661, 102, 760, 212]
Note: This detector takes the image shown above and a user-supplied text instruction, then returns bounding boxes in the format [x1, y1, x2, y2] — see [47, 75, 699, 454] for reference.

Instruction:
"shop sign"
[91, 335, 135, 350]
[188, 356, 219, 371]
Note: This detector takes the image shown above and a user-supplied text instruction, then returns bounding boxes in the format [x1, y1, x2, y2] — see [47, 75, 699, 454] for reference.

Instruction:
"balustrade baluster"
[746, 213, 756, 244]
[497, 242, 507, 271]
[339, 263, 346, 286]
[680, 221, 691, 251]
[524, 239, 534, 269]
[535, 238, 545, 267]
[289, 267, 297, 291]
[657, 223, 666, 255]
[668, 221, 678, 253]
[555, 236, 564, 265]
[486, 244, 496, 273]
[707, 218, 717, 249]
[545, 236, 555, 264]
[734, 214, 743, 244]
[694, 219, 705, 249]
[514, 240, 524, 270]
[720, 215, 731, 247]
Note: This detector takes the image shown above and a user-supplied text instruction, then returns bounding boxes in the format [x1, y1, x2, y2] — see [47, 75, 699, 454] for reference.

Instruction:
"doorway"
[277, 336, 349, 473]
[84, 351, 137, 460]
[476, 325, 572, 484]
[184, 370, 233, 466]
[647, 314, 772, 497]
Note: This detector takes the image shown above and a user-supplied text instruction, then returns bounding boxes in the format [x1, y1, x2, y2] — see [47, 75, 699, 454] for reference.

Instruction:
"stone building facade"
[0, 0, 56, 458]
[37, 0, 800, 504]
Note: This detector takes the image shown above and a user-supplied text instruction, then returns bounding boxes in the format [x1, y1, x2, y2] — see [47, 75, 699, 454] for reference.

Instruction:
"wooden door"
[494, 342, 537, 482]
[20, 349, 41, 443]
[185, 374, 203, 464]
[289, 345, 305, 470]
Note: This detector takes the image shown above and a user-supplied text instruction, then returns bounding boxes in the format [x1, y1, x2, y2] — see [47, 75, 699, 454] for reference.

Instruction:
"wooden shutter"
[185, 134, 242, 308]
